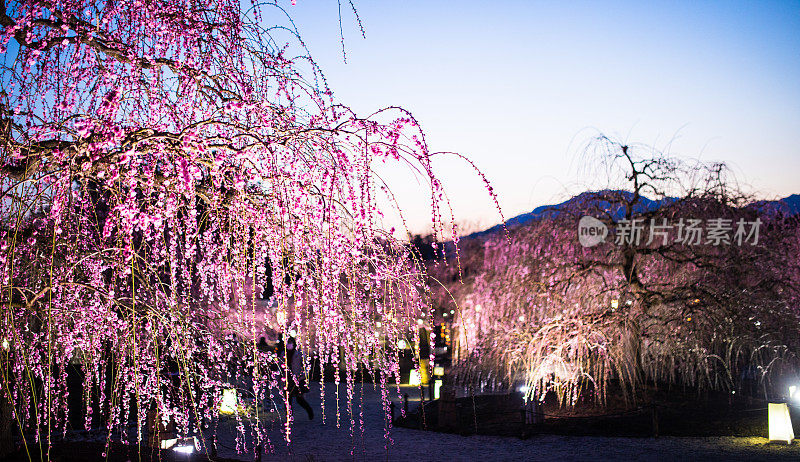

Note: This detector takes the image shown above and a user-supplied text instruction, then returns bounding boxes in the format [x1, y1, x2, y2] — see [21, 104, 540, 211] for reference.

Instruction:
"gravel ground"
[208, 383, 800, 462]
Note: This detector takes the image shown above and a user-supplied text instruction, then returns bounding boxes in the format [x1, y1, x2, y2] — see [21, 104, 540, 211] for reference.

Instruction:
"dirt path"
[208, 383, 800, 461]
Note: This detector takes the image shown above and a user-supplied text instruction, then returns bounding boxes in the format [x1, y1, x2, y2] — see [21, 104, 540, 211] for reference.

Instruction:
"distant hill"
[752, 194, 800, 216]
[469, 191, 800, 238]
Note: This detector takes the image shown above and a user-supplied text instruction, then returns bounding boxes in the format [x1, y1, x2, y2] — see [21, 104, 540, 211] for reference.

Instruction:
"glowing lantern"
[610, 299, 619, 309]
[409, 369, 421, 386]
[433, 366, 445, 377]
[768, 403, 794, 444]
[219, 388, 238, 415]
[160, 438, 177, 449]
[160, 436, 199, 453]
[433, 379, 442, 399]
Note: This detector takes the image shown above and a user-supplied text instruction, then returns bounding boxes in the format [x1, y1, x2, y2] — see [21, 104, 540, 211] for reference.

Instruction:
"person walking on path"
[276, 336, 314, 420]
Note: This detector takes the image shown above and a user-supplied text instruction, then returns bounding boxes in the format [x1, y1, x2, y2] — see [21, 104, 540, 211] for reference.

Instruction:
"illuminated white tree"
[435, 139, 800, 407]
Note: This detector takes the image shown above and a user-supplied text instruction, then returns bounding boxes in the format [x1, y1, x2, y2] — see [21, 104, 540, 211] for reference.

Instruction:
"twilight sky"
[286, 0, 800, 234]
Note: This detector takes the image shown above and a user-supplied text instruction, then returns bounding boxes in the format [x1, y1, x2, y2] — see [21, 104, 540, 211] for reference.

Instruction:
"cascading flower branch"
[0, 0, 490, 455]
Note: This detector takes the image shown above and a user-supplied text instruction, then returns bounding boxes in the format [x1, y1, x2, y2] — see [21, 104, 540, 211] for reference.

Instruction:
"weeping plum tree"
[0, 0, 493, 456]
[435, 137, 800, 407]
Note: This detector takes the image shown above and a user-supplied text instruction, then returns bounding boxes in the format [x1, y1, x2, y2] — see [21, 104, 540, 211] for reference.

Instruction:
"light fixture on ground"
[768, 403, 794, 444]
[160, 436, 200, 454]
[219, 388, 238, 415]
[409, 369, 422, 386]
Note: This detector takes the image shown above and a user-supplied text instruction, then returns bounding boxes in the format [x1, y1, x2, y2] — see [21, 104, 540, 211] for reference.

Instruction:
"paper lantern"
[160, 436, 199, 453]
[433, 379, 442, 400]
[409, 369, 421, 386]
[768, 403, 794, 444]
[219, 388, 238, 415]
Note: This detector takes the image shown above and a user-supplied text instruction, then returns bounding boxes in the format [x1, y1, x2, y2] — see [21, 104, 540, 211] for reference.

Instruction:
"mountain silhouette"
[469, 191, 799, 238]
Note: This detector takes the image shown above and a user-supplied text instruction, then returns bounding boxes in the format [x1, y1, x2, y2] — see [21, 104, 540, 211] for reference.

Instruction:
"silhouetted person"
[276, 336, 313, 420]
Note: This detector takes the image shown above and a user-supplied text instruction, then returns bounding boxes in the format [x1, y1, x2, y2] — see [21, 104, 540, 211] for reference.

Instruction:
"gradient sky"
[286, 0, 800, 234]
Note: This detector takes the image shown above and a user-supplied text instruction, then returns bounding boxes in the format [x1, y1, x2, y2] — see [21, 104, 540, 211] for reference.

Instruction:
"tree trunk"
[0, 392, 13, 458]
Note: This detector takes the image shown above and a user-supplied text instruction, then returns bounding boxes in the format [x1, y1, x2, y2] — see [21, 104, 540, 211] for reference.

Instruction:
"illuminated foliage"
[436, 140, 800, 406]
[0, 0, 482, 454]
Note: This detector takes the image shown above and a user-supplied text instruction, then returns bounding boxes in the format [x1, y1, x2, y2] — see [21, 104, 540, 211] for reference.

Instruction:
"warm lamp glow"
[409, 369, 422, 386]
[173, 445, 195, 454]
[433, 366, 444, 376]
[768, 403, 794, 444]
[161, 436, 199, 454]
[160, 438, 178, 450]
[219, 388, 238, 415]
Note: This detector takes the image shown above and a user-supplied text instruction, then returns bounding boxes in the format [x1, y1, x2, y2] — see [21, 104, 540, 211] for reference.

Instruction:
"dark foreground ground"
[6, 383, 800, 461]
